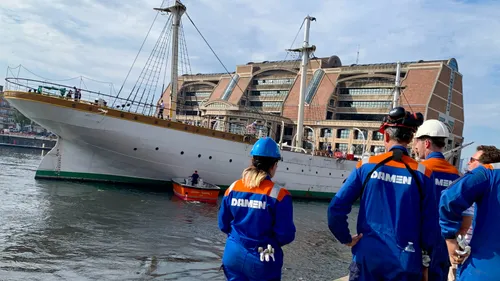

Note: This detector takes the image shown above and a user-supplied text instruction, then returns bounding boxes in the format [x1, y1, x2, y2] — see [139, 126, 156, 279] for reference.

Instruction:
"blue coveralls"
[421, 151, 460, 281]
[439, 163, 500, 281]
[218, 176, 296, 281]
[328, 145, 439, 281]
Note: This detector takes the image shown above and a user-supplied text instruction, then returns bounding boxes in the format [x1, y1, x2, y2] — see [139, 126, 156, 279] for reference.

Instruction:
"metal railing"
[5, 77, 165, 116]
[4, 77, 277, 140]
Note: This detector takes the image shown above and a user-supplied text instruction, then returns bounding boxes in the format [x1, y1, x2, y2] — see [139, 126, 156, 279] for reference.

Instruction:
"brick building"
[158, 56, 464, 166]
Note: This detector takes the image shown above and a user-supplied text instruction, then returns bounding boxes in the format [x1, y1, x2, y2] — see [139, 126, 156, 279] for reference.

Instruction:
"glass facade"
[222, 74, 240, 100]
[305, 69, 325, 104]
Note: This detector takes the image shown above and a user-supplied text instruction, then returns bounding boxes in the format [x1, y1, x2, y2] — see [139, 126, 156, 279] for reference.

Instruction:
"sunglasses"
[469, 157, 480, 163]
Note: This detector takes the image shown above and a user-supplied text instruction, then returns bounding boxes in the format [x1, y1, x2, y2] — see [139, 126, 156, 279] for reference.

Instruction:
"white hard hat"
[415, 119, 449, 138]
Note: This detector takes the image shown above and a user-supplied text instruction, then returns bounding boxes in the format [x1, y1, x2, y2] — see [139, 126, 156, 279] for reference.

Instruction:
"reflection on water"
[0, 147, 356, 280]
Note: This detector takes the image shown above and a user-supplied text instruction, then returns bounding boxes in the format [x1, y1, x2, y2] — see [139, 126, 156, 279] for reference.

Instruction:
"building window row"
[339, 88, 393, 95]
[184, 101, 201, 106]
[338, 101, 392, 108]
[185, 91, 211, 97]
[336, 113, 386, 121]
[249, 101, 283, 108]
[250, 90, 288, 97]
[252, 78, 294, 85]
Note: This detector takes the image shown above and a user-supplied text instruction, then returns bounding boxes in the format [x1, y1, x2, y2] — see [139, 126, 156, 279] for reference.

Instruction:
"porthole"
[134, 116, 138, 120]
[120, 113, 124, 117]
[167, 123, 171, 127]
[212, 132, 215, 136]
[229, 159, 232, 162]
[196, 129, 200, 133]
[315, 171, 318, 174]
[133, 148, 137, 151]
[209, 156, 212, 160]
[155, 147, 159, 151]
[198, 154, 201, 158]
[286, 167, 289, 170]
[184, 126, 188, 130]
[154, 120, 158, 124]
[301, 169, 304, 172]
[180, 151, 184, 155]
[329, 173, 331, 176]
[72, 104, 76, 108]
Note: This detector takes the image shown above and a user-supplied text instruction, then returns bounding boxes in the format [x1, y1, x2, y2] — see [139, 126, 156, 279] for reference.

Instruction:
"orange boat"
[172, 177, 221, 203]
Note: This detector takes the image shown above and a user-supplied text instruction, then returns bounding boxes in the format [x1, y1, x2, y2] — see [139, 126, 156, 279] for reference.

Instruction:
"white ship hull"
[6, 94, 356, 199]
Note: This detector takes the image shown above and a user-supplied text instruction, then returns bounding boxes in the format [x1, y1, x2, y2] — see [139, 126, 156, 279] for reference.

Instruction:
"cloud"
[1, 0, 500, 156]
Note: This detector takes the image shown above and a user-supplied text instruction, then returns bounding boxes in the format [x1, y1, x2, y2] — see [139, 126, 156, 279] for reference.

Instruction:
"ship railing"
[4, 77, 282, 141]
[4, 77, 168, 117]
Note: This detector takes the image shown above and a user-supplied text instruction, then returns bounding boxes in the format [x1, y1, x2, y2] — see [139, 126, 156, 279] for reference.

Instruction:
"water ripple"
[0, 147, 357, 280]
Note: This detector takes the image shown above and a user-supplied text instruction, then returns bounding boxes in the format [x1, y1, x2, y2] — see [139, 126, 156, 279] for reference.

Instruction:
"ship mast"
[154, 1, 186, 122]
[392, 61, 402, 108]
[287, 16, 316, 151]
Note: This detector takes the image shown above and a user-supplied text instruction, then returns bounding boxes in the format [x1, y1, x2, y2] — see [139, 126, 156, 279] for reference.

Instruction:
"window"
[336, 114, 386, 121]
[338, 101, 392, 108]
[305, 69, 325, 104]
[335, 143, 348, 152]
[372, 131, 383, 141]
[221, 74, 240, 100]
[184, 101, 199, 106]
[337, 129, 350, 139]
[320, 128, 332, 138]
[326, 111, 333, 120]
[338, 88, 393, 95]
[250, 90, 288, 97]
[354, 129, 368, 140]
[329, 99, 335, 107]
[253, 78, 294, 85]
[370, 145, 385, 154]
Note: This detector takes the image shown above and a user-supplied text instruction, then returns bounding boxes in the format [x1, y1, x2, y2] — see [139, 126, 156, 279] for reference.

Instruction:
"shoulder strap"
[360, 149, 423, 200]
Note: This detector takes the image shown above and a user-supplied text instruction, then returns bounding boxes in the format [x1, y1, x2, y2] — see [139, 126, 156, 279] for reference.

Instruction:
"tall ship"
[3, 1, 467, 198]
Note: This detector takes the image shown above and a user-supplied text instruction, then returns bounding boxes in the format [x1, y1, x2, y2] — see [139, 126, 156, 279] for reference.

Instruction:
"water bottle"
[404, 242, 415, 252]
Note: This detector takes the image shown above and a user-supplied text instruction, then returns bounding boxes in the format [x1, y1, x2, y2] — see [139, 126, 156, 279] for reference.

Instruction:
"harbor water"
[0, 147, 358, 281]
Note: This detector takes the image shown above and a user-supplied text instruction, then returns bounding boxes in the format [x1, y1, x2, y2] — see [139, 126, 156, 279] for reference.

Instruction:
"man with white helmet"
[413, 119, 467, 281]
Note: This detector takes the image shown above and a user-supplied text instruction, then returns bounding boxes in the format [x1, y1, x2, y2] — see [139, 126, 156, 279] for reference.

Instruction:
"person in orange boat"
[218, 137, 296, 281]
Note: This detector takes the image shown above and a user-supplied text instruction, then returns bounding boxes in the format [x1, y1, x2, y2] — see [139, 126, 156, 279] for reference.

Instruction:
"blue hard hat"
[250, 137, 281, 159]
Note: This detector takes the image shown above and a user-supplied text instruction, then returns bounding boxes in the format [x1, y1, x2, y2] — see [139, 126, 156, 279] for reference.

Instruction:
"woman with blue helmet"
[218, 137, 296, 281]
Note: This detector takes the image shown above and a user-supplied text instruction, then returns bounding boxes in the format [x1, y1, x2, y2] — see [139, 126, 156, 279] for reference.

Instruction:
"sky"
[1, 0, 499, 161]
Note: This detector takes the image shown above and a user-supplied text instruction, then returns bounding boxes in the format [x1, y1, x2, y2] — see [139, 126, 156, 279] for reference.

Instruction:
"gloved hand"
[258, 244, 275, 262]
[422, 251, 431, 268]
[456, 234, 471, 256]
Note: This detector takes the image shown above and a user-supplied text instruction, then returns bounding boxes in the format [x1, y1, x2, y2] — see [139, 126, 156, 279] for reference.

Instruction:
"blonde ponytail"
[242, 166, 268, 189]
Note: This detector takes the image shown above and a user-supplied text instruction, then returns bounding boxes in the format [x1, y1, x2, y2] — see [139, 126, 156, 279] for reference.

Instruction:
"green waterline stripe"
[35, 170, 335, 199]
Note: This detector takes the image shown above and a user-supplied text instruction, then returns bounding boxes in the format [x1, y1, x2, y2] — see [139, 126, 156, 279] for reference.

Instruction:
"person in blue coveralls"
[218, 137, 296, 281]
[327, 106, 439, 281]
[439, 148, 500, 281]
[413, 119, 462, 281]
